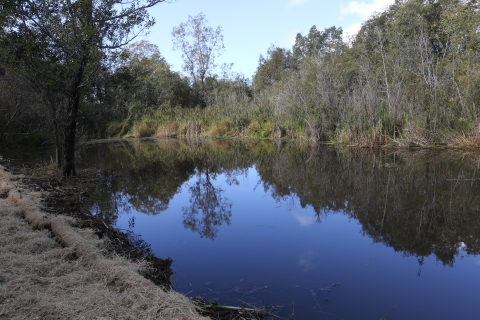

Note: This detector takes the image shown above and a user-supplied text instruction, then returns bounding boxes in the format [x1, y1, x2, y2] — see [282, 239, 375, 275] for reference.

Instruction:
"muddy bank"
[28, 166, 174, 288]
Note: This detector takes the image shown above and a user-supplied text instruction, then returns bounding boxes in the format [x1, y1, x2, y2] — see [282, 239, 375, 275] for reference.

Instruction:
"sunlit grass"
[105, 99, 480, 148]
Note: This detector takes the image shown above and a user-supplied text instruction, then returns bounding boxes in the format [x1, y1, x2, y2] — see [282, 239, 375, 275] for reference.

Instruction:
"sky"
[141, 0, 395, 79]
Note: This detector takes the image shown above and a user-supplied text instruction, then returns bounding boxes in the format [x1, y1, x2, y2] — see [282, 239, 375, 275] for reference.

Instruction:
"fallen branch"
[380, 305, 397, 320]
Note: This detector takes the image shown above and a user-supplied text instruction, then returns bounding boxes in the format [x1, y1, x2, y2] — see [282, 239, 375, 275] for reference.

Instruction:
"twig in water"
[311, 290, 323, 312]
[291, 296, 295, 320]
[380, 305, 397, 320]
[206, 287, 288, 320]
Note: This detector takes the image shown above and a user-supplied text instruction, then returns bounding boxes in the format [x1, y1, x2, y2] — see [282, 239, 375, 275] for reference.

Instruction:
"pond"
[76, 139, 480, 319]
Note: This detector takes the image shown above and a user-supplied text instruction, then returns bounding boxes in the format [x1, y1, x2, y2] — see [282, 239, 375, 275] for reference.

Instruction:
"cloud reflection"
[293, 212, 315, 227]
[299, 249, 319, 272]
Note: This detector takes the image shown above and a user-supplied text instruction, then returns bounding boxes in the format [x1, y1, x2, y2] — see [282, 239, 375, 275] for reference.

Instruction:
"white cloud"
[288, 0, 309, 8]
[293, 212, 315, 227]
[340, 0, 395, 20]
[343, 21, 363, 39]
[339, 0, 394, 38]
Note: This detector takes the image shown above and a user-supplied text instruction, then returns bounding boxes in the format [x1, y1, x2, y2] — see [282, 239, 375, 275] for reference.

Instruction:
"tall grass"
[116, 101, 282, 140]
[111, 97, 480, 148]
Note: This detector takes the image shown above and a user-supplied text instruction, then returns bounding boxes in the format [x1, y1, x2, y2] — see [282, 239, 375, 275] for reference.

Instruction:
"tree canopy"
[172, 12, 225, 108]
[1, 0, 165, 175]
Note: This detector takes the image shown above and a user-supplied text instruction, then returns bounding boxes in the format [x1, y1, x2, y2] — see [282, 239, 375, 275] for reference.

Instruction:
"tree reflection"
[182, 166, 232, 240]
[256, 147, 480, 267]
[80, 139, 480, 266]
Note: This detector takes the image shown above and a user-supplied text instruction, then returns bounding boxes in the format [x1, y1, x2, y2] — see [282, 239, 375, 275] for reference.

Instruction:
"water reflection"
[298, 249, 320, 272]
[182, 166, 232, 239]
[79, 139, 480, 267]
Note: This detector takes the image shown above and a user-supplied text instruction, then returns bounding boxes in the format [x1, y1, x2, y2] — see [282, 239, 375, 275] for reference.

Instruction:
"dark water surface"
[76, 139, 480, 319]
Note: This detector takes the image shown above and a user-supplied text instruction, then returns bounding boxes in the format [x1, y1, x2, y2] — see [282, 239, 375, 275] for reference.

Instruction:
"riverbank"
[0, 163, 207, 319]
[107, 103, 480, 149]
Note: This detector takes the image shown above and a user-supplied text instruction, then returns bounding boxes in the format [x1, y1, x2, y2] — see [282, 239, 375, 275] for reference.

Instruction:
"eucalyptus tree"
[3, 0, 166, 176]
[172, 12, 225, 108]
[107, 40, 192, 126]
[292, 25, 343, 60]
[253, 45, 296, 92]
[119, 40, 167, 76]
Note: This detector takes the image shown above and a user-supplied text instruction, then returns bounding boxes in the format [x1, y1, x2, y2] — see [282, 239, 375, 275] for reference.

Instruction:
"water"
[76, 139, 480, 319]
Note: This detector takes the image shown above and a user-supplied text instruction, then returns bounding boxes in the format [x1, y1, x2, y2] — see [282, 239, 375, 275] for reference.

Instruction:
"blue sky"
[142, 0, 394, 78]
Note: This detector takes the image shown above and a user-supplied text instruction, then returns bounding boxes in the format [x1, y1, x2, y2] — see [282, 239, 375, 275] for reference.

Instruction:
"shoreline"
[0, 163, 207, 319]
[0, 160, 268, 319]
[98, 133, 480, 151]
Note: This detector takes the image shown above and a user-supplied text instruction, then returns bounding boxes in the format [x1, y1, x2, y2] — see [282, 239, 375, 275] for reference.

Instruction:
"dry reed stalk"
[448, 133, 480, 148]
[156, 122, 180, 137]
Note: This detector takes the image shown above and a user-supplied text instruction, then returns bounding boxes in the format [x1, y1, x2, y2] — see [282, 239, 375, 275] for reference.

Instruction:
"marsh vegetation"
[2, 0, 480, 162]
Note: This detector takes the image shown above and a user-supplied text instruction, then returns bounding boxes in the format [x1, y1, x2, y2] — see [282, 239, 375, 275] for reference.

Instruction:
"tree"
[3, 0, 165, 176]
[172, 12, 225, 108]
[119, 40, 167, 76]
[293, 25, 343, 60]
[253, 46, 295, 91]
[106, 40, 192, 128]
[0, 49, 47, 144]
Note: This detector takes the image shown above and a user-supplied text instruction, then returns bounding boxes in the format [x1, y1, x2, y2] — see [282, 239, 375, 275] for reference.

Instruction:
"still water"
[77, 139, 480, 319]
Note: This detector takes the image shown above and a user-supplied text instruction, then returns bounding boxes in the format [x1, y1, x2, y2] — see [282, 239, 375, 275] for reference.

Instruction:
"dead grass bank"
[0, 165, 207, 320]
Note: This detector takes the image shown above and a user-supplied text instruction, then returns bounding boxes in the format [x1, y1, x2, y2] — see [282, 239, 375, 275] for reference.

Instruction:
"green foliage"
[253, 46, 296, 91]
[1, 0, 166, 174]
[172, 13, 225, 107]
[119, 40, 167, 75]
[105, 121, 129, 138]
[106, 40, 193, 126]
[293, 25, 343, 60]
[2, 0, 480, 148]
[248, 0, 480, 146]
[0, 0, 14, 27]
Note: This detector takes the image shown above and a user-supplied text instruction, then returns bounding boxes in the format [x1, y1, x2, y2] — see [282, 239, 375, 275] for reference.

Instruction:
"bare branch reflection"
[182, 167, 232, 239]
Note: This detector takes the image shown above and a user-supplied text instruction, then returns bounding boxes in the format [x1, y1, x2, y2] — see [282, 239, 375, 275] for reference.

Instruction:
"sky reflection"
[79, 139, 480, 319]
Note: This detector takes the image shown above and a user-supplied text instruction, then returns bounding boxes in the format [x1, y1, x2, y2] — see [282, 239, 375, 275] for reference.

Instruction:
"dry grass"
[106, 121, 129, 138]
[184, 122, 202, 137]
[156, 122, 180, 137]
[0, 166, 207, 320]
[392, 127, 436, 148]
[447, 133, 480, 148]
[206, 120, 234, 138]
[132, 121, 156, 138]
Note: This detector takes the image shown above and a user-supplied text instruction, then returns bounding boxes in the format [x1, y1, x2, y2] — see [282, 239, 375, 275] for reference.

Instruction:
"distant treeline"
[1, 0, 479, 148]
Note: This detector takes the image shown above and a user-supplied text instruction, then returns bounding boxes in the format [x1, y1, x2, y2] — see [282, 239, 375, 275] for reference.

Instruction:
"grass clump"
[105, 120, 129, 138]
[207, 119, 233, 137]
[156, 122, 179, 137]
[132, 118, 156, 138]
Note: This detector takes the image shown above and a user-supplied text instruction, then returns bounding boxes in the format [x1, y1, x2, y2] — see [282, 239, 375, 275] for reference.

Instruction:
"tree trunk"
[53, 121, 62, 168]
[62, 114, 77, 176]
[62, 51, 89, 176]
